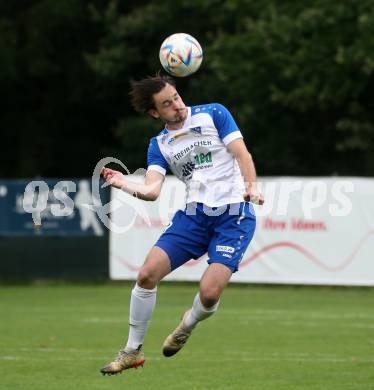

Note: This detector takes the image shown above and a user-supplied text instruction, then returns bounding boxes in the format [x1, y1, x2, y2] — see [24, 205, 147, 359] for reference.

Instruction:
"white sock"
[125, 283, 157, 351]
[183, 293, 220, 332]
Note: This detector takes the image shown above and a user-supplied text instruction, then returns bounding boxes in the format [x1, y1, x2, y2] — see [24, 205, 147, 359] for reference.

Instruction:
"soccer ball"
[159, 33, 203, 77]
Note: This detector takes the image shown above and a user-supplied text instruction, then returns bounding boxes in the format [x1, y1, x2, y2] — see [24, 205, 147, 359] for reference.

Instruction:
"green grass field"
[0, 283, 373, 390]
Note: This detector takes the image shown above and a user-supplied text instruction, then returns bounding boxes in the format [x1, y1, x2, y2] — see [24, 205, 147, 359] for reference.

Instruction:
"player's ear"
[148, 108, 160, 119]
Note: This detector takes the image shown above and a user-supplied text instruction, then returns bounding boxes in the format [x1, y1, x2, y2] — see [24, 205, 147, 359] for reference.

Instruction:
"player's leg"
[184, 201, 256, 332]
[163, 202, 256, 357]
[162, 263, 231, 357]
[101, 205, 208, 373]
[125, 246, 171, 350]
[100, 246, 171, 375]
[186, 262, 231, 326]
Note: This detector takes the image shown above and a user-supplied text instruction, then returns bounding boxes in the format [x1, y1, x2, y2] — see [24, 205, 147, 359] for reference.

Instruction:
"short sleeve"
[212, 103, 243, 145]
[147, 137, 168, 176]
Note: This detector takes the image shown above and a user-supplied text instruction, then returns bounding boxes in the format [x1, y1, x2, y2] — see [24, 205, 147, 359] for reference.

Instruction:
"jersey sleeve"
[212, 103, 243, 145]
[147, 137, 168, 176]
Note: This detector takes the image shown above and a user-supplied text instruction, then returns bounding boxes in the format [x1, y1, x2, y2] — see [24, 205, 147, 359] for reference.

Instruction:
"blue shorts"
[155, 202, 256, 273]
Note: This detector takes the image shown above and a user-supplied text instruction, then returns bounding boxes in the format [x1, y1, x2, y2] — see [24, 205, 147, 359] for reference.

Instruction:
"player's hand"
[244, 189, 264, 205]
[101, 167, 126, 189]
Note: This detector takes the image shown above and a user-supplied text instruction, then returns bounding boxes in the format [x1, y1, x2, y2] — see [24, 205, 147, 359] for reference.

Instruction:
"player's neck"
[165, 120, 185, 131]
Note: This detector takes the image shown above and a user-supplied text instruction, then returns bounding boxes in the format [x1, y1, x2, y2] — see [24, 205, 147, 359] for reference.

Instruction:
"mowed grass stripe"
[0, 283, 373, 390]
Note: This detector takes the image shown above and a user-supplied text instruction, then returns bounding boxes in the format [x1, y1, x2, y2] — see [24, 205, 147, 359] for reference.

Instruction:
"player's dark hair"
[130, 74, 176, 113]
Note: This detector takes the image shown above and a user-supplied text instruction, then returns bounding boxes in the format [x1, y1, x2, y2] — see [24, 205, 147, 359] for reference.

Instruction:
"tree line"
[1, 0, 373, 178]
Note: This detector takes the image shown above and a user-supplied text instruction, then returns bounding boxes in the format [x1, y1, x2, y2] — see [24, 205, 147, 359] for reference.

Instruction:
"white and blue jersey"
[147, 103, 245, 207]
[149, 103, 256, 273]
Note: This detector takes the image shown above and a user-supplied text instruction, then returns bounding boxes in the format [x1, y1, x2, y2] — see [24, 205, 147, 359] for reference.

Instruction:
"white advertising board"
[109, 177, 374, 286]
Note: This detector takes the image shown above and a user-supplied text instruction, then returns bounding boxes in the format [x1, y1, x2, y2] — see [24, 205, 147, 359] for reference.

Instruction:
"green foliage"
[86, 0, 374, 175]
[0, 1, 119, 178]
[1, 0, 374, 176]
[113, 116, 161, 171]
[0, 18, 17, 82]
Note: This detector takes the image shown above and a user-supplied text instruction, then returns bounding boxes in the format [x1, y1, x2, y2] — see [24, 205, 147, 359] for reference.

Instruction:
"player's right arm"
[101, 168, 165, 201]
[102, 135, 168, 201]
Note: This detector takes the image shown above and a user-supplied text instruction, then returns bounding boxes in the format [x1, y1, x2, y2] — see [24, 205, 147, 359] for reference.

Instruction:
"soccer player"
[100, 75, 264, 375]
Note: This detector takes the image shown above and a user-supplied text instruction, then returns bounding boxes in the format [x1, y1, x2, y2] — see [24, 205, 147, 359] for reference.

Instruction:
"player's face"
[149, 83, 187, 129]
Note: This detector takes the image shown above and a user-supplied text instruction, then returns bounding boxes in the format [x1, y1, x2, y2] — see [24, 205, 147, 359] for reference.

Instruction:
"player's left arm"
[226, 139, 264, 205]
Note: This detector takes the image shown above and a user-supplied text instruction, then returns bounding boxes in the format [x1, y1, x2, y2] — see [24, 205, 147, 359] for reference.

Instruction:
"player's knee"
[199, 286, 221, 308]
[137, 267, 158, 289]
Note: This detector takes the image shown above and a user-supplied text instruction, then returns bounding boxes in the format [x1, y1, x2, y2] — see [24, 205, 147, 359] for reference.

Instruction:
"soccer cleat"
[162, 310, 192, 357]
[100, 347, 145, 375]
